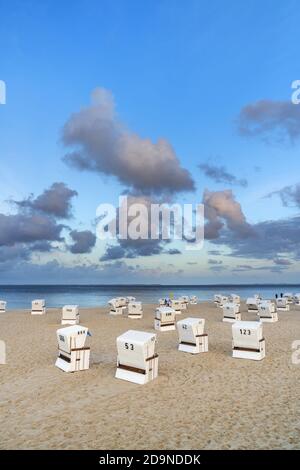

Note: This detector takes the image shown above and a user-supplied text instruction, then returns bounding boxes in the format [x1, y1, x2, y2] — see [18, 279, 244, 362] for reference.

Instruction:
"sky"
[1, 0, 300, 284]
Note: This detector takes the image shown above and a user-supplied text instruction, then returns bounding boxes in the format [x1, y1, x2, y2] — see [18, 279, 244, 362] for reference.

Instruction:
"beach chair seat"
[115, 330, 158, 384]
[293, 293, 300, 305]
[31, 299, 46, 315]
[177, 317, 208, 354]
[61, 305, 79, 325]
[214, 294, 228, 307]
[258, 301, 278, 322]
[128, 301, 143, 319]
[276, 298, 290, 311]
[170, 299, 182, 315]
[108, 298, 126, 315]
[232, 321, 265, 361]
[229, 294, 240, 304]
[222, 302, 241, 322]
[246, 297, 260, 313]
[55, 325, 90, 372]
[178, 296, 189, 309]
[155, 306, 176, 331]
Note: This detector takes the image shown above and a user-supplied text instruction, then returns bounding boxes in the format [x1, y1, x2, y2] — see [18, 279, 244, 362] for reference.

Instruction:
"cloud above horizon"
[14, 182, 78, 219]
[237, 99, 300, 144]
[203, 189, 254, 240]
[266, 183, 300, 208]
[69, 230, 96, 254]
[212, 215, 300, 262]
[0, 182, 78, 263]
[199, 162, 247, 187]
[62, 88, 195, 195]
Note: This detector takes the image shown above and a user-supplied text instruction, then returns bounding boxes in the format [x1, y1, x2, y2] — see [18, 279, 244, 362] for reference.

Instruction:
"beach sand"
[0, 301, 300, 450]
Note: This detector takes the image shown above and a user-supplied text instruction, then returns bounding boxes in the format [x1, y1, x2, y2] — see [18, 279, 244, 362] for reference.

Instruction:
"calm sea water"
[1, 284, 300, 310]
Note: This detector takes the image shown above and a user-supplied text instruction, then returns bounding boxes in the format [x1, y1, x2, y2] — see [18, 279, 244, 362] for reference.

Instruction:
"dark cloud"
[207, 249, 222, 255]
[209, 264, 226, 272]
[212, 216, 300, 261]
[69, 230, 96, 254]
[199, 162, 247, 187]
[208, 259, 223, 265]
[0, 241, 54, 263]
[167, 248, 181, 255]
[266, 184, 300, 208]
[100, 238, 167, 261]
[232, 264, 287, 274]
[237, 99, 300, 144]
[14, 182, 78, 219]
[0, 245, 31, 263]
[0, 183, 79, 264]
[62, 88, 195, 195]
[0, 213, 65, 247]
[99, 194, 181, 260]
[273, 258, 292, 266]
[203, 189, 254, 240]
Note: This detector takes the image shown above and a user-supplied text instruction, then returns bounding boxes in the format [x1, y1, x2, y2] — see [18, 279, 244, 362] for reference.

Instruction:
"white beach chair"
[170, 299, 182, 315]
[283, 293, 293, 304]
[128, 301, 143, 319]
[276, 298, 290, 311]
[0, 300, 7, 313]
[222, 302, 241, 322]
[115, 330, 158, 384]
[293, 293, 300, 305]
[177, 317, 208, 354]
[55, 325, 90, 372]
[232, 321, 265, 361]
[258, 301, 278, 323]
[0, 340, 5, 365]
[108, 298, 126, 315]
[178, 296, 189, 310]
[61, 305, 79, 325]
[229, 294, 240, 304]
[214, 294, 228, 307]
[155, 306, 176, 331]
[31, 299, 46, 315]
[189, 295, 198, 305]
[246, 297, 260, 313]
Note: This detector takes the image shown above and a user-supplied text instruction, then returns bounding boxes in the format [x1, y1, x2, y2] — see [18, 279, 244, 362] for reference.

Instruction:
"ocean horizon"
[1, 284, 300, 309]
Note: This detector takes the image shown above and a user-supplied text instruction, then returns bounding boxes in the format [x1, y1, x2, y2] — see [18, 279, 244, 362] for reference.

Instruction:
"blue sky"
[1, 0, 300, 283]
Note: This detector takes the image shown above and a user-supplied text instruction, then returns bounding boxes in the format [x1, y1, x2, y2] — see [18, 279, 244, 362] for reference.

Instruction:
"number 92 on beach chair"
[177, 317, 208, 354]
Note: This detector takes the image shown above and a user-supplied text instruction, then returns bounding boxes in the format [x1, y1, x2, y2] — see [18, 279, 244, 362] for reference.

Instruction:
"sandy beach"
[0, 301, 300, 450]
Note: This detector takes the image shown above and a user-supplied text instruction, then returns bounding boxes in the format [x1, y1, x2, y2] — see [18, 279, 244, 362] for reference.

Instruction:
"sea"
[1, 284, 300, 310]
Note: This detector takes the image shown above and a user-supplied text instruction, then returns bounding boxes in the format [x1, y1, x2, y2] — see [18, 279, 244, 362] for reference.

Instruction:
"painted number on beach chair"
[125, 343, 134, 351]
[239, 329, 251, 335]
